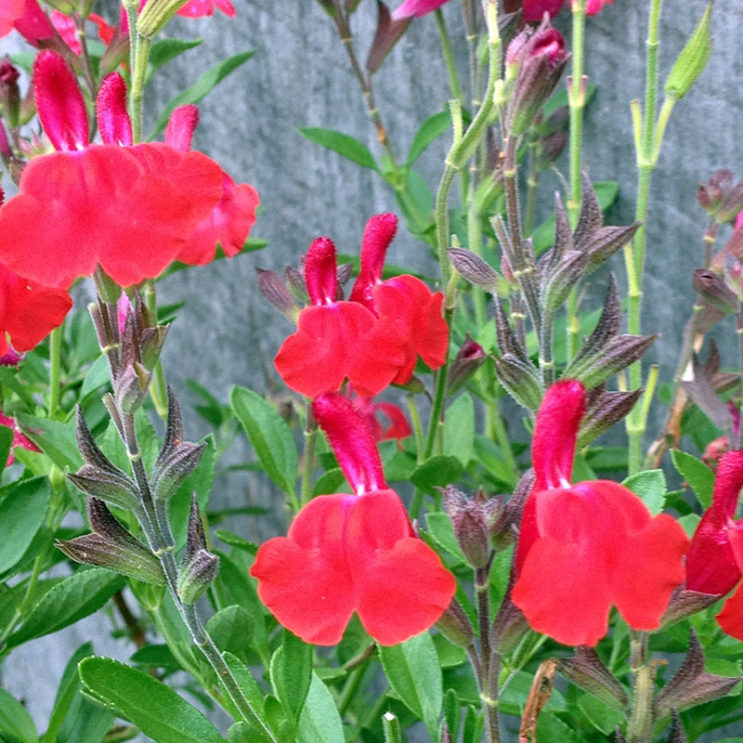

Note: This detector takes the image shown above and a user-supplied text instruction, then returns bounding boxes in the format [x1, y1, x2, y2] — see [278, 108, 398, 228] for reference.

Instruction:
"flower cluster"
[0, 51, 258, 289]
[274, 213, 448, 398]
[250, 392, 455, 645]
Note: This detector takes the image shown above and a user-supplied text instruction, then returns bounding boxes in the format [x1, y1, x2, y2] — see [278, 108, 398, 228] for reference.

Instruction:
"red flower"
[0, 53, 257, 289]
[49, 10, 115, 55]
[391, 0, 450, 20]
[351, 391, 412, 444]
[0, 263, 71, 355]
[522, 0, 613, 21]
[0, 412, 40, 466]
[349, 213, 448, 385]
[177, 0, 236, 17]
[0, 0, 25, 37]
[686, 450, 743, 640]
[274, 235, 407, 398]
[250, 393, 455, 645]
[512, 380, 689, 646]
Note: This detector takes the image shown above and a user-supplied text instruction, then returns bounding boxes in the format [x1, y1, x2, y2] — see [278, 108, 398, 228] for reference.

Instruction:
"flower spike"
[305, 237, 339, 306]
[97, 73, 133, 146]
[350, 212, 398, 308]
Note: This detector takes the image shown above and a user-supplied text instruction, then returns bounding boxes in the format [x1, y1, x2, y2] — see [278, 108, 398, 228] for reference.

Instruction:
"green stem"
[435, 9, 462, 104]
[626, 632, 654, 743]
[337, 654, 372, 716]
[475, 563, 500, 743]
[567, 0, 587, 222]
[625, 0, 664, 475]
[48, 325, 63, 419]
[128, 35, 151, 144]
[299, 410, 317, 509]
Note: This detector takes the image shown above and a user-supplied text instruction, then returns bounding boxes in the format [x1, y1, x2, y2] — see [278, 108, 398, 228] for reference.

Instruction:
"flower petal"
[348, 491, 456, 645]
[716, 581, 743, 641]
[250, 495, 355, 645]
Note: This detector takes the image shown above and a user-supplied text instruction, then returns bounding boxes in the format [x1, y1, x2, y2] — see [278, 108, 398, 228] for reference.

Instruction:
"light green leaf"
[379, 632, 443, 741]
[80, 355, 110, 400]
[297, 672, 344, 743]
[623, 469, 666, 516]
[16, 414, 82, 470]
[0, 424, 12, 474]
[410, 455, 463, 495]
[298, 126, 377, 170]
[671, 449, 714, 509]
[407, 110, 451, 166]
[426, 512, 467, 564]
[0, 476, 51, 574]
[151, 51, 254, 136]
[443, 393, 475, 466]
[79, 657, 225, 743]
[231, 386, 298, 495]
[6, 568, 124, 648]
[146, 37, 204, 85]
[0, 688, 37, 743]
[578, 693, 624, 735]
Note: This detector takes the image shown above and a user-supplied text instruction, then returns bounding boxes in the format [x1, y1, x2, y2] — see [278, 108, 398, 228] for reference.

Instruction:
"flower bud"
[448, 248, 499, 292]
[137, 0, 189, 38]
[115, 362, 151, 415]
[68, 464, 140, 510]
[256, 267, 300, 320]
[653, 630, 740, 719]
[490, 592, 529, 655]
[152, 441, 205, 502]
[693, 269, 739, 315]
[557, 646, 628, 709]
[447, 336, 486, 394]
[716, 181, 743, 224]
[506, 24, 569, 136]
[57, 499, 165, 585]
[435, 598, 475, 648]
[660, 586, 720, 629]
[443, 486, 491, 569]
[178, 548, 219, 603]
[493, 353, 544, 411]
[664, 4, 712, 102]
[577, 388, 642, 448]
[140, 326, 169, 370]
[0, 58, 21, 129]
[697, 170, 733, 214]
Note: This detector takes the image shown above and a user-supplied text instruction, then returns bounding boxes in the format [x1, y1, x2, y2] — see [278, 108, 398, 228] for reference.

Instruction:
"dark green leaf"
[130, 644, 182, 673]
[379, 632, 443, 741]
[407, 110, 451, 166]
[410, 455, 463, 495]
[80, 355, 111, 400]
[16, 414, 82, 470]
[0, 424, 12, 474]
[0, 688, 36, 743]
[426, 512, 467, 564]
[671, 449, 714, 509]
[151, 51, 254, 136]
[443, 393, 474, 466]
[6, 568, 125, 648]
[298, 127, 377, 170]
[270, 631, 312, 728]
[0, 476, 51, 573]
[578, 693, 624, 735]
[297, 672, 344, 743]
[206, 605, 258, 658]
[231, 386, 298, 495]
[79, 657, 225, 743]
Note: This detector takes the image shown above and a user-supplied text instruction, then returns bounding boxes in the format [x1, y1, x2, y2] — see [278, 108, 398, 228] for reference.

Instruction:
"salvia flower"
[0, 52, 258, 289]
[274, 214, 447, 398]
[0, 0, 25, 37]
[250, 392, 455, 645]
[685, 450, 743, 640]
[351, 391, 412, 444]
[522, 0, 614, 22]
[177, 0, 236, 17]
[511, 380, 689, 646]
[391, 0, 450, 20]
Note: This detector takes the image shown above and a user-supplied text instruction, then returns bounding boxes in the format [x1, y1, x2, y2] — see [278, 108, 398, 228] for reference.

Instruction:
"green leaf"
[473, 435, 518, 487]
[231, 386, 298, 495]
[298, 126, 377, 170]
[578, 693, 624, 735]
[380, 632, 443, 741]
[79, 657, 225, 743]
[410, 455, 463, 495]
[80, 354, 110, 400]
[16, 414, 82, 470]
[0, 688, 37, 743]
[671, 449, 714, 509]
[146, 37, 204, 85]
[151, 51, 254, 136]
[0, 424, 12, 473]
[270, 631, 312, 727]
[665, 3, 712, 100]
[536, 711, 580, 742]
[443, 393, 475, 466]
[297, 672, 344, 743]
[312, 467, 346, 497]
[426, 512, 467, 564]
[623, 469, 666, 516]
[206, 605, 258, 658]
[407, 110, 451, 166]
[6, 568, 125, 648]
[0, 476, 51, 573]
